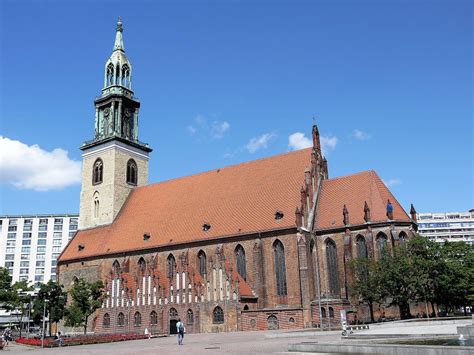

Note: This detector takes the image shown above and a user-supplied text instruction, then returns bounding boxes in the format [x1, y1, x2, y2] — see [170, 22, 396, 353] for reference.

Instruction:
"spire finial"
[113, 17, 125, 51]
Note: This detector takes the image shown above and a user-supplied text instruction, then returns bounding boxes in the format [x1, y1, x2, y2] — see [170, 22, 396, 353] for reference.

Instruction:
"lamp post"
[41, 299, 49, 348]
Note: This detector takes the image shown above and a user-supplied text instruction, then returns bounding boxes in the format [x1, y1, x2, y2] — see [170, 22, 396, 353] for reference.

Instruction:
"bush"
[16, 333, 148, 347]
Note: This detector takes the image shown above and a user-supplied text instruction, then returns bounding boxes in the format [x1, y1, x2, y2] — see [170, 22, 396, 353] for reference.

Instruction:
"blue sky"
[0, 0, 472, 215]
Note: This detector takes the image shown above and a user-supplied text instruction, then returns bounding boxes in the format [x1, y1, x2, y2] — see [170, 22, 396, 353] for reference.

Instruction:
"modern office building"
[0, 215, 79, 287]
[417, 210, 474, 246]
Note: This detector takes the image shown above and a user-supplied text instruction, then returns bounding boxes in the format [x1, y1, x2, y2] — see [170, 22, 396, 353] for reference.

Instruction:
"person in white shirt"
[176, 318, 185, 345]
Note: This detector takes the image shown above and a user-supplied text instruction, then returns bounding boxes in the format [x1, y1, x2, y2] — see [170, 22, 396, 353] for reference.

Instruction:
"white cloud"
[0, 136, 81, 191]
[352, 129, 371, 140]
[187, 115, 230, 140]
[320, 135, 338, 154]
[383, 178, 402, 187]
[246, 133, 276, 153]
[211, 121, 230, 139]
[288, 132, 312, 151]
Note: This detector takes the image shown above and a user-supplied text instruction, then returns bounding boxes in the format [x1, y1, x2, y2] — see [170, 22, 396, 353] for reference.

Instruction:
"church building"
[58, 19, 418, 334]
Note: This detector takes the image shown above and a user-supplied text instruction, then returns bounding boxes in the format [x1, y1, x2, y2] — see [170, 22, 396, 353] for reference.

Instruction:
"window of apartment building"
[69, 224, 78, 231]
[52, 246, 61, 252]
[9, 219, 18, 226]
[8, 226, 17, 232]
[6, 247, 15, 254]
[54, 224, 63, 231]
[7, 233, 16, 239]
[39, 218, 48, 224]
[22, 240, 31, 246]
[69, 232, 75, 239]
[52, 253, 60, 259]
[35, 268, 45, 274]
[19, 276, 28, 282]
[4, 262, 14, 268]
[53, 239, 62, 246]
[5, 255, 14, 261]
[53, 232, 62, 238]
[23, 219, 33, 231]
[51, 268, 56, 274]
[36, 261, 45, 267]
[21, 247, 31, 253]
[34, 275, 44, 282]
[6, 240, 16, 246]
[38, 232, 47, 238]
[20, 268, 29, 274]
[23, 233, 32, 239]
[37, 246, 46, 253]
[20, 254, 30, 260]
[36, 254, 46, 260]
[54, 218, 63, 224]
[20, 261, 29, 267]
[37, 239, 47, 245]
[39, 225, 48, 231]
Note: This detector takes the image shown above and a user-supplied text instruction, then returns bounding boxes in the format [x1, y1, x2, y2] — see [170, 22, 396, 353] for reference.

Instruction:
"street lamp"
[41, 299, 49, 348]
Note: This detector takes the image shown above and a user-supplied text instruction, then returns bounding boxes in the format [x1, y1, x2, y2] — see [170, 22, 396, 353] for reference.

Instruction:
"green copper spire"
[113, 16, 125, 52]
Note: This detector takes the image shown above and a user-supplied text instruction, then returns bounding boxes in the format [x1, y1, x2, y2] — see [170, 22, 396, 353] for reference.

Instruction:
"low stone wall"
[241, 308, 303, 331]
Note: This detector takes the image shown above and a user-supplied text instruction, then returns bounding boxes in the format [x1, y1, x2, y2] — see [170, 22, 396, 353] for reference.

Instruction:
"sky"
[0, 0, 472, 216]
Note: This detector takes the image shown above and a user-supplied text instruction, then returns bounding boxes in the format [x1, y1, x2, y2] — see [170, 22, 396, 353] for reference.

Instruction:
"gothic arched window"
[103, 313, 110, 328]
[197, 250, 206, 277]
[167, 254, 176, 279]
[117, 312, 125, 326]
[267, 315, 279, 330]
[150, 311, 158, 325]
[376, 232, 388, 257]
[356, 235, 367, 258]
[235, 244, 247, 280]
[329, 307, 334, 318]
[326, 239, 340, 296]
[126, 159, 137, 185]
[169, 307, 178, 319]
[138, 257, 146, 274]
[134, 311, 142, 326]
[112, 260, 120, 275]
[106, 63, 114, 86]
[93, 159, 103, 185]
[321, 307, 326, 319]
[121, 64, 130, 87]
[273, 240, 287, 296]
[187, 309, 194, 325]
[399, 231, 407, 245]
[93, 191, 100, 219]
[213, 306, 224, 324]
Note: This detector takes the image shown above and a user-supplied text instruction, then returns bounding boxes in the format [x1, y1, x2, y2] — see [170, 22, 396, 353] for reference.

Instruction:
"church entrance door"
[169, 319, 178, 334]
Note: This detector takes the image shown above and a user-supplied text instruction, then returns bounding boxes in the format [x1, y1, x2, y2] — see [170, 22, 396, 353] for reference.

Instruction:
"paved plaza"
[2, 319, 471, 354]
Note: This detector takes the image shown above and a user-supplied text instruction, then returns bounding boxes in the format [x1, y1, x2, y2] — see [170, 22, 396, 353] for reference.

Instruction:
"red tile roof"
[314, 170, 411, 230]
[59, 148, 313, 262]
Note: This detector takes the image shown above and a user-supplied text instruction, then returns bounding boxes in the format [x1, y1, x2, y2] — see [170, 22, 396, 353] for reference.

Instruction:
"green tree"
[65, 279, 105, 334]
[32, 281, 68, 336]
[10, 281, 34, 338]
[348, 257, 384, 323]
[0, 267, 13, 308]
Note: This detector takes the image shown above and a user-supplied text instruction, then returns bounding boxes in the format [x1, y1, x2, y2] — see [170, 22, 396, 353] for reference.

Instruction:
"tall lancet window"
[93, 159, 103, 185]
[273, 240, 287, 296]
[376, 232, 388, 258]
[93, 192, 100, 218]
[121, 64, 130, 87]
[326, 239, 339, 296]
[167, 254, 176, 279]
[197, 250, 206, 277]
[356, 235, 367, 258]
[126, 159, 137, 185]
[235, 244, 247, 280]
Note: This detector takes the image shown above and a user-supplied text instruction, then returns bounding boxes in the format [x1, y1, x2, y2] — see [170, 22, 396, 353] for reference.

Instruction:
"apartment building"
[0, 215, 78, 287]
[417, 210, 474, 246]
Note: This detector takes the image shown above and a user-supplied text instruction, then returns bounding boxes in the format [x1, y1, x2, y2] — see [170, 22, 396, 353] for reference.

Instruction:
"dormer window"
[275, 211, 284, 220]
[143, 233, 150, 241]
[78, 244, 85, 251]
[202, 223, 211, 232]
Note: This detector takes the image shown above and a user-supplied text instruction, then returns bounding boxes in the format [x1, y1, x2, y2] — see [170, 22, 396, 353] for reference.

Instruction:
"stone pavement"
[2, 320, 470, 354]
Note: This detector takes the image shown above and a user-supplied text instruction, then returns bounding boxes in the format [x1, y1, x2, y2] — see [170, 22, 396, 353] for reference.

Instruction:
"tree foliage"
[65, 279, 105, 334]
[32, 280, 68, 336]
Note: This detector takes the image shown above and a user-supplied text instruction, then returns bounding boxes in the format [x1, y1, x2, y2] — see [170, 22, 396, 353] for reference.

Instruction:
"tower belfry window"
[93, 159, 103, 185]
[126, 159, 137, 185]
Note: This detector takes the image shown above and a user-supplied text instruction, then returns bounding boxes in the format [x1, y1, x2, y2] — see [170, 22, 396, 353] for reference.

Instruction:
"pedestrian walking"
[176, 318, 185, 345]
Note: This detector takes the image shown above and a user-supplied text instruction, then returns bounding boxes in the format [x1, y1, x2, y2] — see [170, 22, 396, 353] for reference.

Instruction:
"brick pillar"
[343, 231, 352, 300]
[366, 227, 374, 258]
[297, 232, 312, 327]
[253, 238, 266, 308]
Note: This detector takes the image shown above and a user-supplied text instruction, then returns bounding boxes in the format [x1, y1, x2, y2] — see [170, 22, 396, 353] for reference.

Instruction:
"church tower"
[79, 18, 152, 230]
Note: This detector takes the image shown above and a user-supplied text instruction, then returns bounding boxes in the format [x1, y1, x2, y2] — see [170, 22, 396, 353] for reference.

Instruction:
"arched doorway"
[169, 308, 178, 334]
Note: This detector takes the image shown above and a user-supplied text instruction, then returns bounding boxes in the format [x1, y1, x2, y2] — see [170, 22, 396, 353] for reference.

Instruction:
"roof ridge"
[325, 169, 375, 182]
[137, 147, 313, 190]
